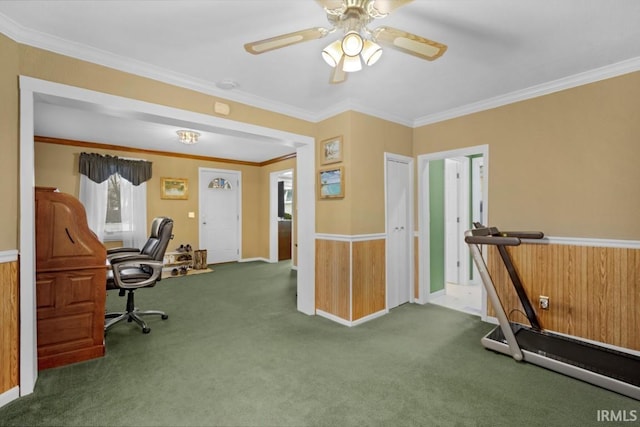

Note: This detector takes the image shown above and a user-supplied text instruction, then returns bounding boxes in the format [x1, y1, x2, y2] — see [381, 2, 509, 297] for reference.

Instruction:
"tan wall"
[35, 141, 297, 259]
[414, 71, 640, 240]
[316, 113, 352, 235]
[0, 34, 19, 250]
[19, 46, 313, 137]
[0, 40, 316, 252]
[350, 112, 412, 235]
[315, 111, 413, 235]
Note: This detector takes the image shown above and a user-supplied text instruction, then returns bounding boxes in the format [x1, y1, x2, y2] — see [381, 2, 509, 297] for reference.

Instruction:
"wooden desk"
[35, 187, 107, 370]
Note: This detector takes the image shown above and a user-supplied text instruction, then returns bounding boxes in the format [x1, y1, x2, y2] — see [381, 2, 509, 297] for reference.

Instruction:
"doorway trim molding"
[417, 145, 489, 316]
[19, 75, 316, 399]
[269, 168, 294, 263]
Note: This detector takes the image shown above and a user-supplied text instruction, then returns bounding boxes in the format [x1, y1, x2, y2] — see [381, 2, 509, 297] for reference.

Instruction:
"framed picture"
[161, 177, 189, 200]
[320, 136, 343, 165]
[318, 166, 344, 199]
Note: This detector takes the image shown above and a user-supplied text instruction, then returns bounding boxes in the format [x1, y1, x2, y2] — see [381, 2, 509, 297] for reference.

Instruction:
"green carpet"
[0, 261, 636, 426]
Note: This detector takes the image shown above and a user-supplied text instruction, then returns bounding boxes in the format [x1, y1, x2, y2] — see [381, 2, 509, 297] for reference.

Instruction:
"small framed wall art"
[161, 177, 189, 200]
[318, 166, 344, 199]
[320, 135, 343, 165]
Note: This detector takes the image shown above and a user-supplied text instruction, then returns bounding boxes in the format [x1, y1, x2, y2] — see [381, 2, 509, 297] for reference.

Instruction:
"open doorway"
[417, 145, 488, 318]
[19, 76, 316, 398]
[269, 169, 294, 265]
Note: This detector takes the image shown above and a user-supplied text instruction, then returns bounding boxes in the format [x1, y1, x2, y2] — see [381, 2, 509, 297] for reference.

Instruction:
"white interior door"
[199, 168, 240, 264]
[386, 157, 411, 309]
[444, 159, 461, 284]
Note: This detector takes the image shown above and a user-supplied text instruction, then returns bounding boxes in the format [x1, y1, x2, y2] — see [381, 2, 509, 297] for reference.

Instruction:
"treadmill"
[465, 225, 640, 401]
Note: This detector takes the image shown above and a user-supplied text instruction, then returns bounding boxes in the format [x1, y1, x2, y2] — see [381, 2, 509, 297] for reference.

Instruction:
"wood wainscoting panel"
[0, 260, 19, 393]
[315, 239, 350, 320]
[352, 239, 385, 320]
[487, 243, 640, 351]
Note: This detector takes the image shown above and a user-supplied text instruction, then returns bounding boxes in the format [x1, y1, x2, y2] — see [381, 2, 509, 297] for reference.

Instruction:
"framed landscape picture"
[161, 177, 189, 200]
[320, 136, 343, 165]
[318, 166, 344, 199]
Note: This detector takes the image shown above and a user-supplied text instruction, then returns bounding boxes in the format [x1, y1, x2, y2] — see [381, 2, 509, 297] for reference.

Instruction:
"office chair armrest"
[109, 253, 153, 264]
[107, 247, 141, 256]
[110, 256, 164, 289]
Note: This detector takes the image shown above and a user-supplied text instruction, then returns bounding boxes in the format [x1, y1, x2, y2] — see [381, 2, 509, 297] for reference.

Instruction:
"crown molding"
[0, 12, 319, 122]
[413, 56, 640, 128]
[3, 12, 639, 129]
[313, 99, 413, 127]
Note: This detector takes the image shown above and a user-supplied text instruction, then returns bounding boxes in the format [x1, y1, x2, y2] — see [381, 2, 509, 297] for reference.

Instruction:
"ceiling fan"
[244, 0, 447, 84]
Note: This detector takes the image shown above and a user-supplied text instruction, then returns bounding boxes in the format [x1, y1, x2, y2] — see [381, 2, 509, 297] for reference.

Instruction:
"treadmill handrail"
[464, 230, 524, 361]
[464, 235, 521, 246]
[501, 231, 544, 239]
[469, 224, 544, 330]
[471, 223, 544, 241]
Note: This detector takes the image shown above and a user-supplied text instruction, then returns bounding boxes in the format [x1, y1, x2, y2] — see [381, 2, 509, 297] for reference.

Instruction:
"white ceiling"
[2, 0, 640, 162]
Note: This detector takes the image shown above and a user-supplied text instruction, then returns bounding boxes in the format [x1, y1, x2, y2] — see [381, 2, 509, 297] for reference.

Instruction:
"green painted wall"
[429, 160, 445, 293]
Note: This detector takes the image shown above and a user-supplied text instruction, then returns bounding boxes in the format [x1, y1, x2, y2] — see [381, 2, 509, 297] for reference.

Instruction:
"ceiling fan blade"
[369, 0, 414, 16]
[244, 27, 329, 55]
[329, 56, 348, 84]
[372, 26, 447, 61]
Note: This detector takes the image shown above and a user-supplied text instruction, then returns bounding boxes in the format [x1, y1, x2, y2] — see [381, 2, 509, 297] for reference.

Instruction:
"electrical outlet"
[539, 295, 550, 310]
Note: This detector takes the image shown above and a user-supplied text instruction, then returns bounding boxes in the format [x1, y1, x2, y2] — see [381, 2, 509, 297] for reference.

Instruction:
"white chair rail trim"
[0, 249, 18, 263]
[315, 233, 386, 242]
[524, 236, 640, 249]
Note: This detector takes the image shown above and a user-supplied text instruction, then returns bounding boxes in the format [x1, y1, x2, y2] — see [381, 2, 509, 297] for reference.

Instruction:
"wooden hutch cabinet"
[35, 187, 107, 370]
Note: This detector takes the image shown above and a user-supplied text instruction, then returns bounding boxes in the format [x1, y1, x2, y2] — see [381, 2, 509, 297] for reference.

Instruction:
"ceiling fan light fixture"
[361, 39, 383, 66]
[322, 39, 343, 67]
[176, 130, 200, 145]
[341, 31, 364, 57]
[342, 54, 362, 72]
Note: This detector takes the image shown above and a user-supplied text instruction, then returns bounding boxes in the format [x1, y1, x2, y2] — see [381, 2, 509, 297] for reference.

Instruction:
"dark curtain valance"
[79, 152, 152, 185]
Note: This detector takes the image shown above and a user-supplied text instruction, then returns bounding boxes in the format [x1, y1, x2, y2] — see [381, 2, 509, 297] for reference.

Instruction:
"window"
[78, 152, 150, 248]
[103, 174, 139, 240]
[80, 172, 147, 248]
[104, 174, 122, 236]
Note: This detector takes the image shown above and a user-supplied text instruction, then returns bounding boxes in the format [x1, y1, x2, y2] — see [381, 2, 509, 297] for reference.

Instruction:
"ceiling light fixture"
[176, 130, 200, 145]
[322, 31, 382, 74]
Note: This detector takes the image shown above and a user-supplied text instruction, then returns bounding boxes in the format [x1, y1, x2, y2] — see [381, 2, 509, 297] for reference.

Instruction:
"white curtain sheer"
[119, 177, 147, 248]
[79, 174, 108, 241]
[79, 173, 147, 247]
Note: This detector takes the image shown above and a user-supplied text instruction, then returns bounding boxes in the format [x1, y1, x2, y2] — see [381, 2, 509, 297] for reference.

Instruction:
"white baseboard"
[0, 386, 19, 409]
[351, 309, 387, 326]
[428, 289, 446, 301]
[316, 309, 352, 327]
[316, 308, 388, 327]
[239, 257, 269, 263]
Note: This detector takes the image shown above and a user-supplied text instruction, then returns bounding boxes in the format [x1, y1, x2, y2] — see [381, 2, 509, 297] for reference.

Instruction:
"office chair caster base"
[142, 327, 151, 334]
[161, 314, 169, 320]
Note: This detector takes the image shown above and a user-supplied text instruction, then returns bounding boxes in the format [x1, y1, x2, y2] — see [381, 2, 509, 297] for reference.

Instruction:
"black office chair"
[105, 216, 173, 334]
